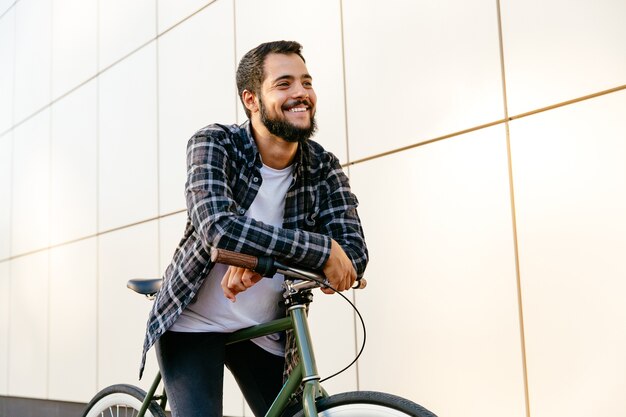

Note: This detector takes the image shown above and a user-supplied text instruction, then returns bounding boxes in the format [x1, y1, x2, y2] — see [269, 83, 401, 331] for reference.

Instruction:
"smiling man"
[139, 41, 368, 417]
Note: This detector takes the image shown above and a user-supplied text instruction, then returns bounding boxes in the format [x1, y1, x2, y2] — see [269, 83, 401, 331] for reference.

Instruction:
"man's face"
[256, 53, 317, 143]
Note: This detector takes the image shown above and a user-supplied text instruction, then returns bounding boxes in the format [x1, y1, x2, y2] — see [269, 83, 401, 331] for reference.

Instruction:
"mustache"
[282, 99, 312, 110]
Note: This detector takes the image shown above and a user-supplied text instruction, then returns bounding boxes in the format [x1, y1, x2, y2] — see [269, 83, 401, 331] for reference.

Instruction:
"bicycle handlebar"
[210, 248, 260, 271]
[210, 247, 367, 290]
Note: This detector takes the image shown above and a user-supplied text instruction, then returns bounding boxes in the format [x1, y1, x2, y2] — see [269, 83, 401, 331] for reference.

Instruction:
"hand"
[321, 239, 357, 294]
[221, 266, 263, 302]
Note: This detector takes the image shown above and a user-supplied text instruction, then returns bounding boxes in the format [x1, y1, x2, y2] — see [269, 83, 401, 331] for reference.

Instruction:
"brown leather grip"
[210, 248, 258, 270]
[353, 278, 367, 290]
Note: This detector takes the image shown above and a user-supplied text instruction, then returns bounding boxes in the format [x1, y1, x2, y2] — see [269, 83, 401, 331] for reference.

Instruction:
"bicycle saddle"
[127, 278, 162, 295]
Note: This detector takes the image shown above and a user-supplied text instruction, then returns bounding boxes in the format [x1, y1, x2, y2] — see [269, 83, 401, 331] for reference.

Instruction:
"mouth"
[283, 100, 311, 114]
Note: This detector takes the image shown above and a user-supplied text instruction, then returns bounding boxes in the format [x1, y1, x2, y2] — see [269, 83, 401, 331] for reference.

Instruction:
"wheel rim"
[86, 392, 154, 417]
[319, 403, 416, 417]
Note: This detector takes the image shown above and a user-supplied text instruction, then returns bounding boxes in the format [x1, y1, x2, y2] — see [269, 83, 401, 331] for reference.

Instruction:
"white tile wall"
[48, 238, 97, 402]
[13, 0, 52, 122]
[98, 0, 156, 70]
[157, 0, 215, 34]
[0, 133, 11, 259]
[0, 7, 14, 133]
[235, 0, 348, 162]
[342, 0, 504, 162]
[349, 125, 526, 417]
[51, 0, 97, 99]
[510, 91, 626, 417]
[158, 211, 187, 273]
[501, 0, 626, 115]
[8, 250, 49, 398]
[99, 42, 158, 231]
[225, 368, 244, 417]
[3, 0, 625, 410]
[158, 0, 236, 215]
[50, 80, 97, 245]
[307, 290, 358, 393]
[0, 260, 9, 395]
[11, 109, 49, 255]
[97, 221, 160, 391]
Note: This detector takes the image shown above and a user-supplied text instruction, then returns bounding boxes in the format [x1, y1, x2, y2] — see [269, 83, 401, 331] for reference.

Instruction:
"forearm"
[186, 189, 332, 271]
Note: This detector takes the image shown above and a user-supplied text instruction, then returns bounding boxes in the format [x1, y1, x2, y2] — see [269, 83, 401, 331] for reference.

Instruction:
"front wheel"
[291, 391, 437, 417]
[82, 384, 166, 417]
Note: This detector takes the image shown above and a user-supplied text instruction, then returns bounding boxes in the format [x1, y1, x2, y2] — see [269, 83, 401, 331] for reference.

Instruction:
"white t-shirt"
[170, 162, 294, 356]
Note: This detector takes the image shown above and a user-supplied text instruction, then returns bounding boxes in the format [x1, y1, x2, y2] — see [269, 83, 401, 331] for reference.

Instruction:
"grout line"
[0, 209, 187, 263]
[496, 0, 531, 416]
[0, 0, 219, 139]
[5, 4, 16, 392]
[4, 81, 626, 263]
[342, 119, 506, 167]
[339, 0, 359, 391]
[45, 0, 54, 398]
[232, 0, 239, 122]
[95, 0, 101, 391]
[5, 259, 11, 393]
[155, 0, 162, 274]
[342, 83, 626, 169]
[5, 134, 14, 394]
[338, 0, 351, 165]
[509, 84, 626, 120]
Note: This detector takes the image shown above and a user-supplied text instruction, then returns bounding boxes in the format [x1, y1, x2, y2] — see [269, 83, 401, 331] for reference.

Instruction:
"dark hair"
[236, 40, 306, 118]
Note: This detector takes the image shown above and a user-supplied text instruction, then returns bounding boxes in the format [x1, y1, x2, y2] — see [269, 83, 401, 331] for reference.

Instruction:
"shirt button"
[239, 208, 245, 215]
[252, 177, 259, 183]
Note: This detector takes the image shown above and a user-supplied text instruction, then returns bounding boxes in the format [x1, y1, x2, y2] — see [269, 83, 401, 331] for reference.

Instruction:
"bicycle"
[82, 248, 437, 417]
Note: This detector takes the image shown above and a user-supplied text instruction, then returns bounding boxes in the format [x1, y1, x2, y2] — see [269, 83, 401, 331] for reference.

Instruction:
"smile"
[288, 107, 308, 113]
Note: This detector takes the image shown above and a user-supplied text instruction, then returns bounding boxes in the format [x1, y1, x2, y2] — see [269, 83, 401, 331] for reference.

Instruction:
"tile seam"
[495, 0, 531, 415]
[0, 209, 187, 263]
[46, 0, 54, 399]
[343, 84, 626, 168]
[3, 80, 626, 264]
[0, 0, 219, 139]
[339, 0, 360, 392]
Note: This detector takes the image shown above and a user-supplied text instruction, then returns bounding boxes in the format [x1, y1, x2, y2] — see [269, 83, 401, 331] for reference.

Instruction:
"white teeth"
[289, 107, 307, 112]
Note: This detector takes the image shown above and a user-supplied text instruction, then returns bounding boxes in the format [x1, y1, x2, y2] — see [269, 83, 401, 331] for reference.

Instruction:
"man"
[140, 40, 368, 417]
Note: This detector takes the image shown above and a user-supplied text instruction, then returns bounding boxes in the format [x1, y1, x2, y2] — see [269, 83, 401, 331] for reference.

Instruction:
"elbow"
[193, 212, 235, 252]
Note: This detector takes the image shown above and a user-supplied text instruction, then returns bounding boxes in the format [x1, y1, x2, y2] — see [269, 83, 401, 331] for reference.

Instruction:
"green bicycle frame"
[138, 300, 328, 417]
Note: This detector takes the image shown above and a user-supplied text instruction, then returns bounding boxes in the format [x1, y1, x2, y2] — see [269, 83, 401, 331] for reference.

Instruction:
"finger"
[228, 268, 246, 293]
[241, 270, 262, 288]
[347, 271, 355, 291]
[221, 269, 237, 302]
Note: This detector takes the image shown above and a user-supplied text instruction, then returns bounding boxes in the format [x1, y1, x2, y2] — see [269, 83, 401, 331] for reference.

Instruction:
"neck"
[250, 117, 298, 170]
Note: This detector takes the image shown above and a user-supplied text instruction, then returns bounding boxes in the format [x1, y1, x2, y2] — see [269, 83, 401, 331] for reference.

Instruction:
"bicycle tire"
[289, 391, 437, 417]
[82, 383, 167, 417]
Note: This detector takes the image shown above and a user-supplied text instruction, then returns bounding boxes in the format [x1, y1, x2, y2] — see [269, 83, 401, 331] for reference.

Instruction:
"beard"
[259, 97, 317, 143]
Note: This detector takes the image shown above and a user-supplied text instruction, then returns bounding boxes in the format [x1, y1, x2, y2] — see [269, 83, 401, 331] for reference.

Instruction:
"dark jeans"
[155, 331, 285, 417]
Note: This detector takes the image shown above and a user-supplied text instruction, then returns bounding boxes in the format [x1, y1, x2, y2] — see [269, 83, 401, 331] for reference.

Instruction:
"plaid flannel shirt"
[139, 121, 368, 378]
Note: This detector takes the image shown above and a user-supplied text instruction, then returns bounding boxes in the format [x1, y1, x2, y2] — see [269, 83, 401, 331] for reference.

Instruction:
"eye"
[277, 81, 290, 88]
[303, 81, 313, 88]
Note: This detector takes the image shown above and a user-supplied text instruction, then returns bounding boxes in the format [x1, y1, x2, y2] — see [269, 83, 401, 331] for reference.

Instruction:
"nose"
[292, 82, 309, 99]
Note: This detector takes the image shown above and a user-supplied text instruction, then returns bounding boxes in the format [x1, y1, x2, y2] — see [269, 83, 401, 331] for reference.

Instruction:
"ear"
[242, 90, 259, 114]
